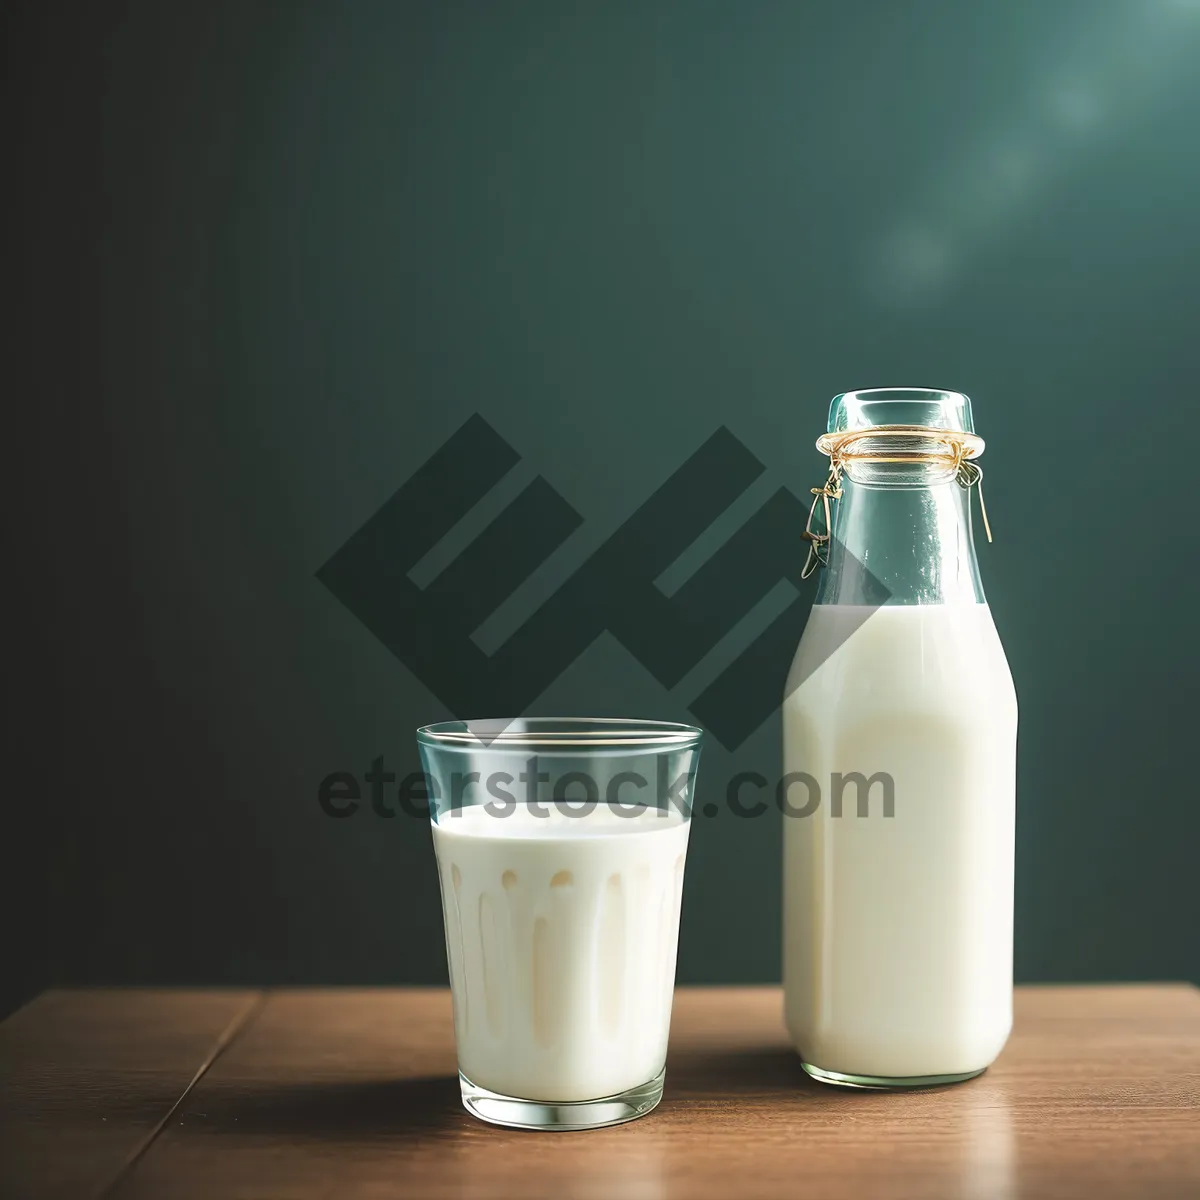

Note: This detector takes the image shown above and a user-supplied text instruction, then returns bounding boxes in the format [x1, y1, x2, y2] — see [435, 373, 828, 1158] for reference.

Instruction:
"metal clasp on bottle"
[955, 459, 993, 543]
[800, 463, 843, 579]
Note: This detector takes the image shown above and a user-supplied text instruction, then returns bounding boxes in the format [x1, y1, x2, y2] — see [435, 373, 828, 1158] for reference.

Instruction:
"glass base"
[802, 1061, 986, 1090]
[459, 1068, 665, 1131]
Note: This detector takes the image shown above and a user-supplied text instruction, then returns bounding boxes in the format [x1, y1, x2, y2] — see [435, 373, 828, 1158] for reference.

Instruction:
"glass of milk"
[417, 717, 703, 1130]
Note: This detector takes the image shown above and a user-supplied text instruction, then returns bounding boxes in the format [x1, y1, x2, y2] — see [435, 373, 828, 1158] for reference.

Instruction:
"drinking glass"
[417, 717, 703, 1130]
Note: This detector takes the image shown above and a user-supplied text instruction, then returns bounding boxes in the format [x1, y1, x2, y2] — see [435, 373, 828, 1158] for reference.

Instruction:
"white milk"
[432, 803, 689, 1102]
[783, 603, 1017, 1080]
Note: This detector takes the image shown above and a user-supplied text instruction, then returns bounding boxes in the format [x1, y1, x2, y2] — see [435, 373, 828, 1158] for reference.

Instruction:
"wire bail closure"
[955, 459, 993, 544]
[802, 424, 993, 577]
[801, 463, 843, 579]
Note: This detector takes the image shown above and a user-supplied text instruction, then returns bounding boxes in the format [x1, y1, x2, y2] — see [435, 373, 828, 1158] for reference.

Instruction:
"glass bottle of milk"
[783, 387, 1017, 1088]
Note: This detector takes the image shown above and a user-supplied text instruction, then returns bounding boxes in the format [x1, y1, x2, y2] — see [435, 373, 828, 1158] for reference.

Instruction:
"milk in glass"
[418, 718, 702, 1129]
[433, 803, 688, 1102]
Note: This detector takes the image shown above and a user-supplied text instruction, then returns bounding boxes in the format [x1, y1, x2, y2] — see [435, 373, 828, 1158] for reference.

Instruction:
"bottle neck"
[815, 466, 986, 606]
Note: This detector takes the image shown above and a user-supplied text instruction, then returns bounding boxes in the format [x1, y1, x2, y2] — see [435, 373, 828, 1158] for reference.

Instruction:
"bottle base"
[801, 1061, 986, 1090]
[459, 1068, 665, 1131]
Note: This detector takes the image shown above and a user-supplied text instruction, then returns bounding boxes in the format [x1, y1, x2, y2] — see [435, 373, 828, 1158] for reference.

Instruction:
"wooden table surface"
[2, 986, 1198, 1199]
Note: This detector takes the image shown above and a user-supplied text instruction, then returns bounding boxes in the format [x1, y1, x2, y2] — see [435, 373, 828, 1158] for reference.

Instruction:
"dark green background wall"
[7, 0, 1199, 1017]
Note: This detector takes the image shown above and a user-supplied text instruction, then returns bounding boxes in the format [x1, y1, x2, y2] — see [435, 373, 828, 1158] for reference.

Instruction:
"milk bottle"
[783, 388, 1018, 1086]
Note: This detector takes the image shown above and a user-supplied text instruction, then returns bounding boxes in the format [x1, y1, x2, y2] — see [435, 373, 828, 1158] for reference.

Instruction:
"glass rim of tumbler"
[417, 716, 703, 754]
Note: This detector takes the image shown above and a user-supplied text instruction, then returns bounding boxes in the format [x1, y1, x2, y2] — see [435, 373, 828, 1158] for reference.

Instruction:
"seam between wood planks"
[98, 990, 269, 1200]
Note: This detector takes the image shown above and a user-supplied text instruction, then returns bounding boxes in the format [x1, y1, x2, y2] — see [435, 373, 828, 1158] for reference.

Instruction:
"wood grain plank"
[110, 985, 1200, 1200]
[0, 989, 261, 1200]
